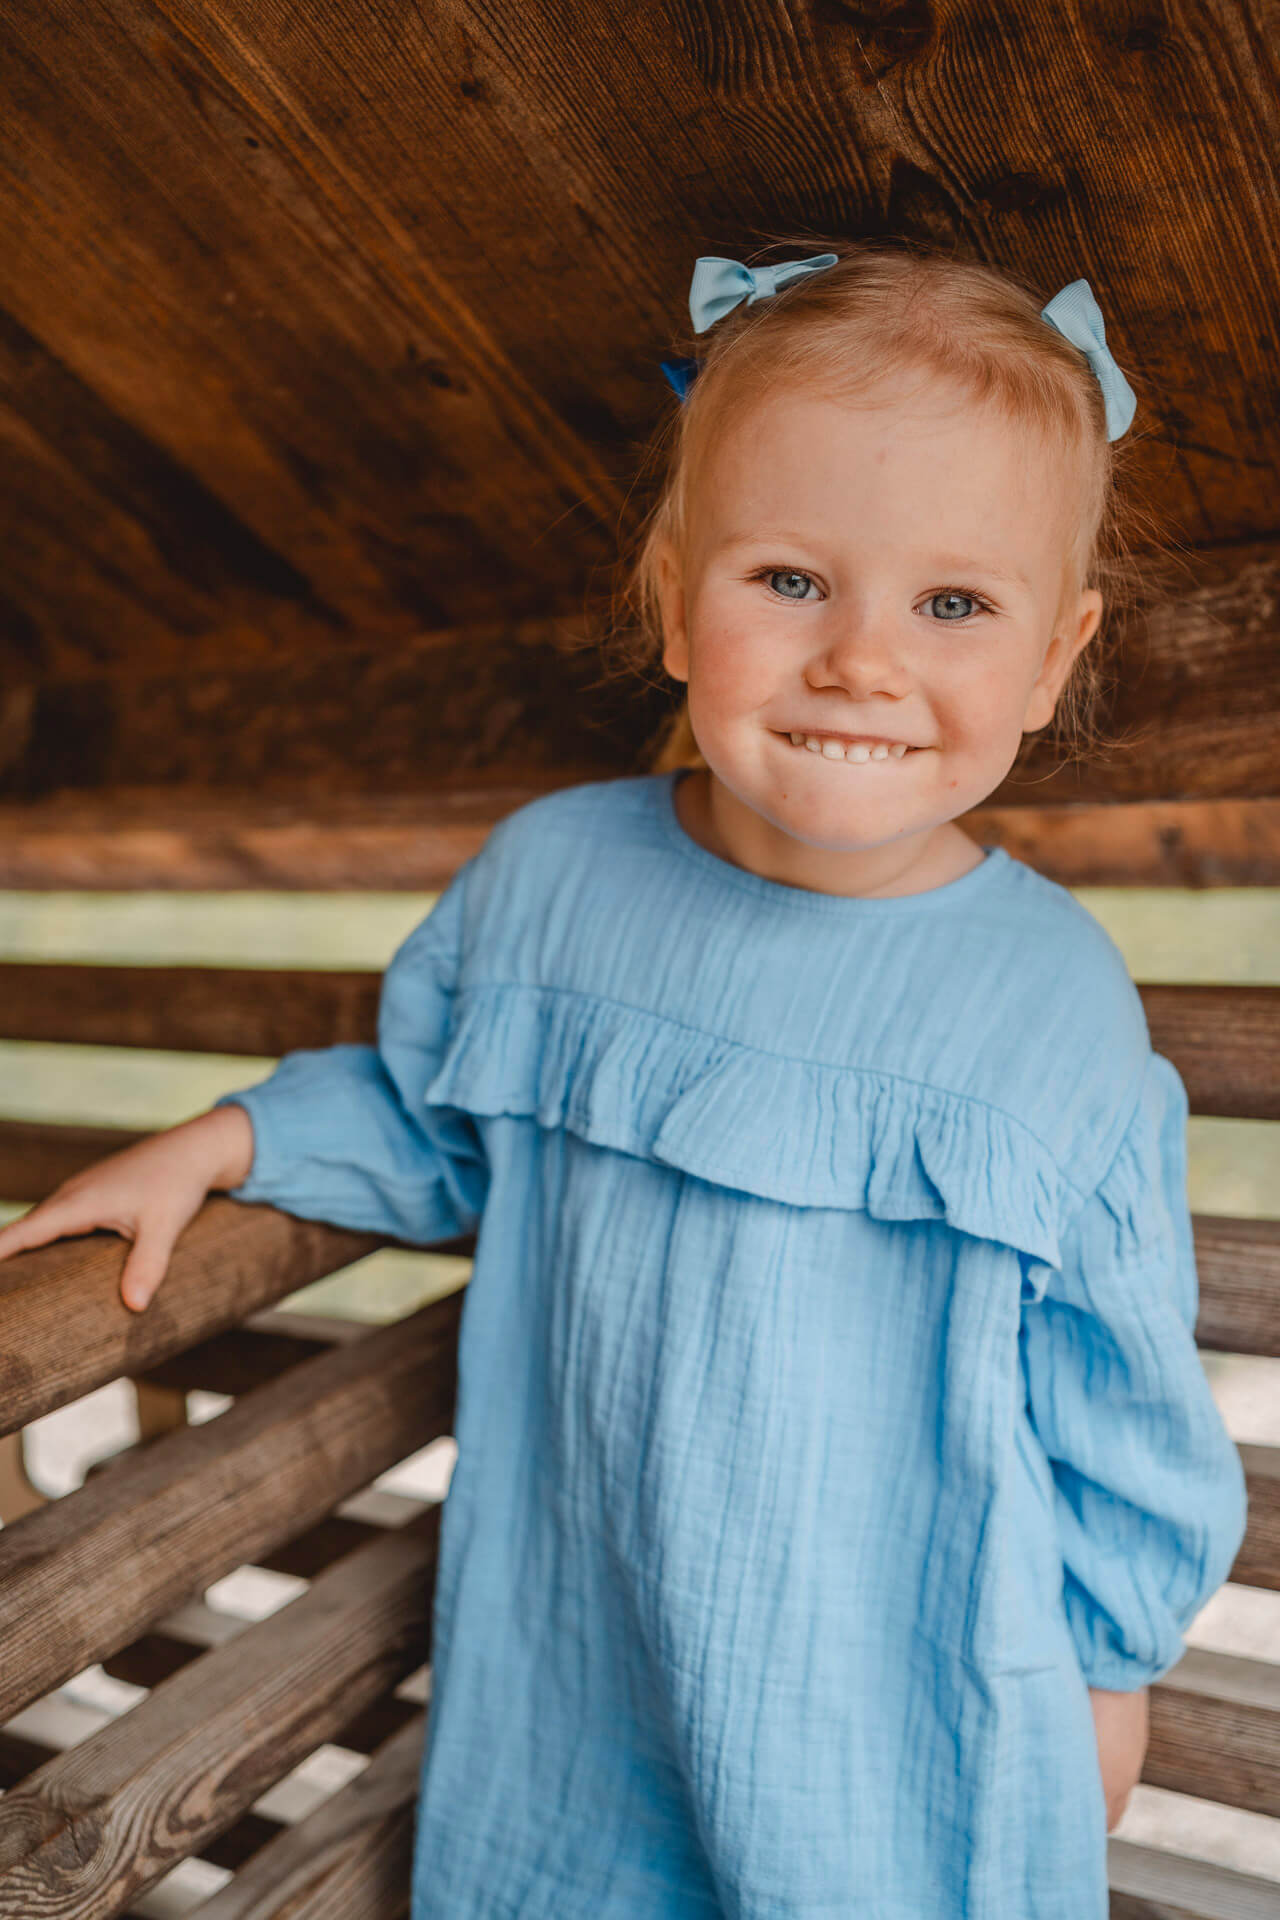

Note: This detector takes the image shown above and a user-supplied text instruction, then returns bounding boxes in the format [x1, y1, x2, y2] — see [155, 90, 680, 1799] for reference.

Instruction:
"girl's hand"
[0, 1105, 255, 1313]
[1088, 1684, 1149, 1831]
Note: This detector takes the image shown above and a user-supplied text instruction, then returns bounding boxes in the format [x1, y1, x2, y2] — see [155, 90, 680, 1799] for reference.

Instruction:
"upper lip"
[777, 727, 922, 747]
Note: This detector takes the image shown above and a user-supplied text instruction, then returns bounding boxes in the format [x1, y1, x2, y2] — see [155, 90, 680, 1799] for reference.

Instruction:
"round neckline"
[654, 769, 1011, 915]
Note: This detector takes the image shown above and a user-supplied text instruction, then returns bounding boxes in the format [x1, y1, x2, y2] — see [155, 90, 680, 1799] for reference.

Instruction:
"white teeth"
[785, 732, 915, 761]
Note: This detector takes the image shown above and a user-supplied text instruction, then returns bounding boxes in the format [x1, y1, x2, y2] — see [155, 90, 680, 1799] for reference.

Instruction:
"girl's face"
[656, 372, 1102, 897]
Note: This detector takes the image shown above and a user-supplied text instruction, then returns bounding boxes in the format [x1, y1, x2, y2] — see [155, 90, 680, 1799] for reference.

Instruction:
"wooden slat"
[0, 1142, 1272, 1375]
[1146, 1649, 1280, 1820]
[0, 1117, 145, 1199]
[1, 971, 1277, 1116]
[0, 1292, 461, 1725]
[0, 785, 531, 892]
[0, 1696, 284, 1873]
[969, 799, 1280, 891]
[0, 1506, 440, 1917]
[1108, 1836, 1280, 1920]
[1192, 1218, 1280, 1360]
[187, 1714, 424, 1920]
[2, 792, 1279, 892]
[1235, 1444, 1280, 1593]
[0, 961, 380, 1053]
[0, 1196, 467, 1434]
[134, 1306, 371, 1396]
[1142, 986, 1280, 1122]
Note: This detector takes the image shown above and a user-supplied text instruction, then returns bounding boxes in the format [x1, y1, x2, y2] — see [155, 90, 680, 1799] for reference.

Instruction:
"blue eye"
[760, 569, 819, 601]
[924, 590, 986, 621]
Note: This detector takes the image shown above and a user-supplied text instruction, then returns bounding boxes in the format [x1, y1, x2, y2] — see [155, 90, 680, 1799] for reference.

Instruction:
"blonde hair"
[598, 234, 1177, 778]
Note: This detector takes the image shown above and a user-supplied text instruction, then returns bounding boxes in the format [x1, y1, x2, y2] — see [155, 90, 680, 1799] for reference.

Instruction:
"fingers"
[0, 1199, 83, 1262]
[118, 1221, 184, 1313]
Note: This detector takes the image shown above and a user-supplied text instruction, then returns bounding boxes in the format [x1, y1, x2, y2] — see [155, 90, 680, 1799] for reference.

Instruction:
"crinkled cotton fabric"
[220, 771, 1247, 1920]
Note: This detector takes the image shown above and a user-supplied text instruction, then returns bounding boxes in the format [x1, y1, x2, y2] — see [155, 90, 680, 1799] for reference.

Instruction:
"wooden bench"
[0, 960, 1277, 1916]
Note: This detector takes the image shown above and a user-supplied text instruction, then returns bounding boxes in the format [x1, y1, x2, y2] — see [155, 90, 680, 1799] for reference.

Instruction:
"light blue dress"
[219, 771, 1247, 1919]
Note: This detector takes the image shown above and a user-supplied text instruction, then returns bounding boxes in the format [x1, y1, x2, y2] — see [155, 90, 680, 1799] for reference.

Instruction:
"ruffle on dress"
[423, 981, 1084, 1275]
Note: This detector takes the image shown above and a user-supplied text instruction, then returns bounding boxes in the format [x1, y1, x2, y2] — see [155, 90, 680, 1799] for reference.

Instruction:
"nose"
[805, 609, 912, 700]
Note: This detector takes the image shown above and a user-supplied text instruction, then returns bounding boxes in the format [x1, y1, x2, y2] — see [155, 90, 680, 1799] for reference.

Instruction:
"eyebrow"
[717, 533, 1030, 591]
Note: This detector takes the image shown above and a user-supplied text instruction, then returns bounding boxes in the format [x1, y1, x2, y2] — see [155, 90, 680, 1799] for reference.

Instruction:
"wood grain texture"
[1144, 1648, 1280, 1819]
[0, 5, 1277, 805]
[0, 1195, 469, 1435]
[2, 791, 1279, 890]
[1108, 1836, 1280, 1920]
[188, 1713, 423, 1920]
[0, 1295, 461, 1725]
[2, 967, 1276, 1117]
[0, 1507, 441, 1917]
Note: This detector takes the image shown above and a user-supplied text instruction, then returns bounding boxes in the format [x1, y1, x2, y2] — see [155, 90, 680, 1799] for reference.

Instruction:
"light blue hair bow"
[1037, 278, 1136, 440]
[660, 253, 1136, 440]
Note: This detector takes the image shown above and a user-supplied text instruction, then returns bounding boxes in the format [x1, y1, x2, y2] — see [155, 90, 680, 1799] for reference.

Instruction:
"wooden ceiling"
[2, 2, 1278, 881]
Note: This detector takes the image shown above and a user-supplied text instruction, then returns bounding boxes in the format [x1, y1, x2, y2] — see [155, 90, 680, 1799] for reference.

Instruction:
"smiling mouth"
[774, 731, 928, 762]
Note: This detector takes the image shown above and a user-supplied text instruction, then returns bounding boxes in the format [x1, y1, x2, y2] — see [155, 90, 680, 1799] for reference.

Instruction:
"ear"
[1022, 588, 1103, 733]
[655, 538, 690, 684]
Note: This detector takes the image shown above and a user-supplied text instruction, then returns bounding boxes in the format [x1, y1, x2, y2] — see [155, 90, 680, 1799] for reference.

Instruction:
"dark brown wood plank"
[0, 1, 628, 680]
[0, 781, 549, 891]
[0, 1118, 146, 1201]
[2, 541, 1278, 804]
[1146, 1649, 1280, 1821]
[134, 1307, 367, 1397]
[0, 960, 381, 1053]
[2, 791, 1279, 891]
[1235, 1444, 1280, 1594]
[0, 1294, 461, 1725]
[0, 1196, 470, 1433]
[0, 3, 1277, 811]
[1142, 985, 1280, 1122]
[0, 1507, 440, 1916]
[186, 1714, 423, 1920]
[1, 967, 1276, 1119]
[1192, 1217, 1280, 1359]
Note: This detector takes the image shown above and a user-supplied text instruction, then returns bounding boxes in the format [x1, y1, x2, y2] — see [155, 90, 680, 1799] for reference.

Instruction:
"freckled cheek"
[688, 625, 777, 713]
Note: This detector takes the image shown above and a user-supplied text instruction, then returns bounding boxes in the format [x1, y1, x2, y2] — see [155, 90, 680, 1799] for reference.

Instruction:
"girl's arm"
[0, 863, 483, 1311]
[1019, 1050, 1248, 1822]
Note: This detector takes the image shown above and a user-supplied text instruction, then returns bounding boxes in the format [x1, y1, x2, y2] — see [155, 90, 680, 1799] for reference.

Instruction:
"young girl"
[0, 241, 1248, 1918]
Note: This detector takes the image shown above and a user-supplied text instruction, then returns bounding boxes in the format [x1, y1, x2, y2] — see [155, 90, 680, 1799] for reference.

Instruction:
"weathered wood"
[1108, 1836, 1280, 1920]
[0, 785, 539, 891]
[0, 1508, 441, 1917]
[0, 1294, 461, 1725]
[0, 1196, 465, 1434]
[4, 546, 1280, 805]
[0, 1698, 285, 1872]
[1145, 1649, 1280, 1819]
[0, 1117, 146, 1201]
[186, 1714, 424, 1920]
[1141, 985, 1280, 1122]
[0, 960, 381, 1053]
[2, 2, 1279, 685]
[1191, 1217, 1280, 1360]
[2, 792, 1279, 891]
[968, 799, 1280, 890]
[1235, 1444, 1280, 1593]
[1, 968, 1276, 1119]
[134, 1307, 370, 1397]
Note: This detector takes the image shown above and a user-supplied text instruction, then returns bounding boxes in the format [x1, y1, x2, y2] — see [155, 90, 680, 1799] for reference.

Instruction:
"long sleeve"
[1017, 1049, 1248, 1691]
[214, 860, 486, 1243]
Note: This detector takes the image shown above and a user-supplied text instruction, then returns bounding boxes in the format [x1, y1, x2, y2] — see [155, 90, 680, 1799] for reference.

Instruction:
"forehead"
[689, 375, 1073, 577]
